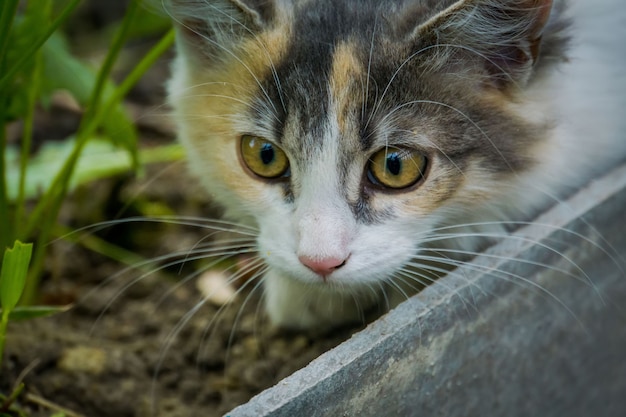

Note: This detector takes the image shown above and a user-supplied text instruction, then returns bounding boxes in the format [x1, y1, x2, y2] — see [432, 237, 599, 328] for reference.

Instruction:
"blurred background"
[0, 2, 355, 416]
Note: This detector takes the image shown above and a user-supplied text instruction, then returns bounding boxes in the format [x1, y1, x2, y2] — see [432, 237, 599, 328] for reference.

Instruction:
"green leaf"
[0, 1, 20, 70]
[0, 241, 33, 311]
[5, 139, 184, 201]
[40, 32, 139, 156]
[0, 0, 80, 93]
[3, 5, 46, 121]
[0, 304, 70, 321]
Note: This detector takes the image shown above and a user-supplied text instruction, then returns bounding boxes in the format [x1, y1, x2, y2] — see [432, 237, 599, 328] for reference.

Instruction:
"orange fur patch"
[329, 40, 364, 134]
[177, 21, 292, 198]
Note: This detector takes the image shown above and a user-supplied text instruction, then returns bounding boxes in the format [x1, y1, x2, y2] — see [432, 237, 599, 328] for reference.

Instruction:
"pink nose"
[299, 255, 348, 276]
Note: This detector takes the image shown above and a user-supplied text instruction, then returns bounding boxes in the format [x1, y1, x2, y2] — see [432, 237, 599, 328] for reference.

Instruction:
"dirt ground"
[2, 208, 362, 416]
[1, 6, 365, 415]
[1, 126, 364, 416]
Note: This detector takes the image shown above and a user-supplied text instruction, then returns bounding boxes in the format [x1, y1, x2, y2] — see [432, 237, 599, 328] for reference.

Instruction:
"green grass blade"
[79, 0, 141, 158]
[85, 0, 141, 120]
[0, 241, 33, 311]
[22, 0, 148, 298]
[20, 10, 175, 305]
[101, 28, 176, 127]
[31, 0, 147, 235]
[41, 32, 139, 153]
[23, 26, 176, 238]
[0, 0, 81, 92]
[0, 0, 19, 68]
[55, 223, 152, 272]
[0, 96, 10, 250]
[0, 1, 19, 249]
[1, 305, 71, 321]
[14, 1, 51, 237]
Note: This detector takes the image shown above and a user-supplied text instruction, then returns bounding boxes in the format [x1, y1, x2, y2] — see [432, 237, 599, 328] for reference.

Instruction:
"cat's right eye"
[367, 147, 428, 190]
[240, 135, 290, 179]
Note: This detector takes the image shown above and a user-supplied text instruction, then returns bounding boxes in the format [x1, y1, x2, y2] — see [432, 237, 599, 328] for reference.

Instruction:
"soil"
[1, 6, 365, 415]
[2, 215, 361, 416]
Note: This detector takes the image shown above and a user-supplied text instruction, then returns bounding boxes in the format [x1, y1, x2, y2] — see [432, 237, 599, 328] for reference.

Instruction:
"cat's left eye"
[367, 147, 427, 190]
[240, 135, 290, 179]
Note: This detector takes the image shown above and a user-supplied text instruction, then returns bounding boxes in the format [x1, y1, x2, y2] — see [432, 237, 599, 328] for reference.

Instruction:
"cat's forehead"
[231, 0, 547, 175]
[254, 0, 457, 151]
[288, 0, 456, 36]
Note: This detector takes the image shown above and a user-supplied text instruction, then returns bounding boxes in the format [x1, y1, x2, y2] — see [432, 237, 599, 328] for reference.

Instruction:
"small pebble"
[196, 270, 237, 306]
[58, 346, 107, 375]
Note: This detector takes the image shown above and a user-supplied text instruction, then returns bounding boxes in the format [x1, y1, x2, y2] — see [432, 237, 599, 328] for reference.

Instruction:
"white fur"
[497, 0, 626, 215]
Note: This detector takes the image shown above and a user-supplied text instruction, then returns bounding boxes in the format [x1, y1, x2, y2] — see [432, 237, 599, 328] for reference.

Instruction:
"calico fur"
[165, 0, 626, 329]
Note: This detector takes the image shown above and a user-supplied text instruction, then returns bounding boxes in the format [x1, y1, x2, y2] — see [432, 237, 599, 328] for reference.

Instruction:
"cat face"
[167, 0, 565, 328]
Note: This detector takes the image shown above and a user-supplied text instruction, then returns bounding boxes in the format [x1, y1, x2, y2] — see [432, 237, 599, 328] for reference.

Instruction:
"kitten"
[165, 0, 626, 329]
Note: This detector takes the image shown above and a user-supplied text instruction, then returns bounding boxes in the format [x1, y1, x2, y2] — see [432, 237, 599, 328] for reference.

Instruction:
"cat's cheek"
[345, 226, 425, 281]
[181, 129, 284, 215]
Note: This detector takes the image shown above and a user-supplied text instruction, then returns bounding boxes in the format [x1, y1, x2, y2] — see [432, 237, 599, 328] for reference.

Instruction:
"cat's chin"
[262, 268, 386, 330]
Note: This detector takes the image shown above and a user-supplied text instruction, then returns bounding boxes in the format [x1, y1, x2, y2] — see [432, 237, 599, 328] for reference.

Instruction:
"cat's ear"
[410, 0, 554, 88]
[165, 0, 276, 60]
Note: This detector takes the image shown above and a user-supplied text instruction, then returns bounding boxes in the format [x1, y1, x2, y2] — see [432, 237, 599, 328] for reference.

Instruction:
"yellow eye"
[367, 147, 427, 189]
[240, 135, 290, 179]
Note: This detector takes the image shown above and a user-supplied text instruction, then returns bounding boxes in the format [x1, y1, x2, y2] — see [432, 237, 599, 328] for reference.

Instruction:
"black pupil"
[260, 143, 275, 165]
[386, 153, 402, 176]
